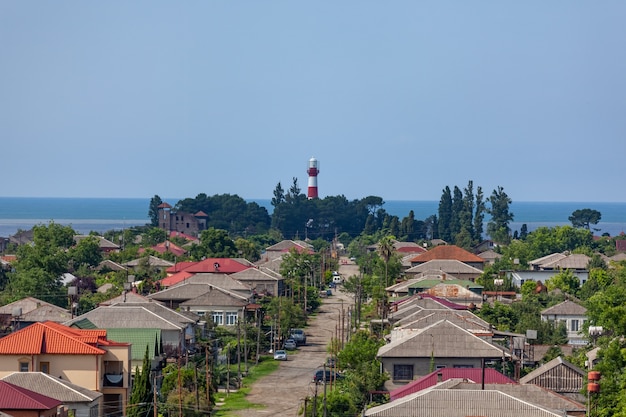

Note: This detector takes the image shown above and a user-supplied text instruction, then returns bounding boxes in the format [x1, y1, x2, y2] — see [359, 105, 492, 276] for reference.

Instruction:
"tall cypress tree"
[473, 186, 485, 242]
[437, 187, 453, 242]
[128, 346, 153, 417]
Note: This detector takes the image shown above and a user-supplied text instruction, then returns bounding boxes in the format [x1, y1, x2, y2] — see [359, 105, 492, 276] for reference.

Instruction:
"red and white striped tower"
[307, 157, 320, 199]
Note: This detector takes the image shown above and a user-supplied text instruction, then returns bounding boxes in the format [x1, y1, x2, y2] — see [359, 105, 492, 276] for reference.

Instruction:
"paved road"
[230, 259, 356, 417]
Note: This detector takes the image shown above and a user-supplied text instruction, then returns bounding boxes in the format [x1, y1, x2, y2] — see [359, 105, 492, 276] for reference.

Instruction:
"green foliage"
[486, 186, 514, 244]
[188, 228, 238, 260]
[175, 193, 271, 236]
[148, 194, 163, 227]
[3, 222, 76, 306]
[234, 237, 261, 262]
[569, 208, 602, 230]
[545, 269, 580, 296]
[68, 236, 103, 269]
[127, 347, 153, 417]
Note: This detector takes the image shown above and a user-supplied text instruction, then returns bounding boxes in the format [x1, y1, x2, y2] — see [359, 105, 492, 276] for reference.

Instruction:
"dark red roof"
[157, 202, 172, 209]
[195, 211, 208, 217]
[169, 231, 197, 241]
[159, 271, 194, 287]
[390, 368, 516, 401]
[166, 261, 197, 274]
[409, 245, 485, 263]
[152, 241, 186, 257]
[180, 258, 253, 274]
[0, 380, 62, 409]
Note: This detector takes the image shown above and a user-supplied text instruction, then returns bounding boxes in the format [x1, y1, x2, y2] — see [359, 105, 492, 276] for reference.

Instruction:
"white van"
[332, 274, 343, 284]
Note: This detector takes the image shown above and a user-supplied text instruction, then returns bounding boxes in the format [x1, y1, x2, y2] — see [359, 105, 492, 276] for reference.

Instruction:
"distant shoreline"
[1, 197, 624, 238]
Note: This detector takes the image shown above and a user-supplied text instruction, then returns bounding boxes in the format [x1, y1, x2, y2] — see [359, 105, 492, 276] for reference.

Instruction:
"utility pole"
[323, 363, 328, 417]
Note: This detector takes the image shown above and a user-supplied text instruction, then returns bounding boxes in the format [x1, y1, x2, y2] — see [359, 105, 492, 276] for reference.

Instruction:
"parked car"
[273, 349, 287, 361]
[284, 339, 297, 350]
[312, 369, 343, 383]
[290, 328, 307, 346]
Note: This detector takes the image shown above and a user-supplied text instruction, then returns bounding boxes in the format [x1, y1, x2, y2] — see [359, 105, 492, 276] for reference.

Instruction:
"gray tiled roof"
[541, 300, 587, 316]
[399, 309, 491, 332]
[2, 372, 102, 402]
[530, 253, 567, 268]
[542, 254, 590, 270]
[378, 319, 508, 359]
[64, 306, 183, 330]
[180, 287, 248, 308]
[405, 259, 483, 275]
[365, 387, 568, 417]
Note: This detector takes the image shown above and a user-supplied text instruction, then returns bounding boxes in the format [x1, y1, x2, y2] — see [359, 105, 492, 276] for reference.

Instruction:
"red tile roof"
[409, 245, 485, 263]
[176, 258, 253, 274]
[0, 321, 108, 355]
[390, 368, 516, 401]
[151, 241, 186, 257]
[159, 270, 194, 287]
[0, 380, 61, 409]
[168, 231, 197, 241]
[157, 202, 172, 209]
[166, 261, 197, 274]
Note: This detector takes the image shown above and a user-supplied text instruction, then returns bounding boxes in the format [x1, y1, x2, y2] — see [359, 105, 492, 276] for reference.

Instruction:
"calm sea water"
[0, 197, 625, 237]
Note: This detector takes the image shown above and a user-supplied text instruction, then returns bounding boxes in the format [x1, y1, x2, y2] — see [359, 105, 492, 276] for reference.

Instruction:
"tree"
[377, 236, 395, 287]
[148, 195, 163, 227]
[438, 186, 453, 242]
[271, 182, 285, 207]
[127, 347, 153, 417]
[486, 186, 514, 244]
[569, 208, 602, 230]
[189, 228, 238, 260]
[473, 185, 485, 242]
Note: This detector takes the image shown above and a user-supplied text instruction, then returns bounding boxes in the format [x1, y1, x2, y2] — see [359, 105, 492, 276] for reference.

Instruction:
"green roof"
[69, 318, 98, 329]
[106, 328, 162, 361]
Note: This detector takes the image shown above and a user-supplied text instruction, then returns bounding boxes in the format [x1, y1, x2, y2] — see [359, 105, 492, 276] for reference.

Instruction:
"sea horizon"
[0, 196, 625, 238]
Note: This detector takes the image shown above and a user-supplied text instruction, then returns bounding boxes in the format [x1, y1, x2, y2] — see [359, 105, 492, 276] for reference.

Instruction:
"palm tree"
[377, 235, 395, 287]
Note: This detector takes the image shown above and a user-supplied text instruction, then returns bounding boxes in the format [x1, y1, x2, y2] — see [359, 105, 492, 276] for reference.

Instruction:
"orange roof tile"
[409, 245, 485, 263]
[159, 270, 194, 287]
[0, 321, 107, 355]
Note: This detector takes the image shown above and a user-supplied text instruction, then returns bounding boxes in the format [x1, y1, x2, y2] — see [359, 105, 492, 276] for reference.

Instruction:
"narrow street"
[231, 259, 357, 416]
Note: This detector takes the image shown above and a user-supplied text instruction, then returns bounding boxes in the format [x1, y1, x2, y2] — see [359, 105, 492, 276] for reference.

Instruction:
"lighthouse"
[307, 157, 319, 199]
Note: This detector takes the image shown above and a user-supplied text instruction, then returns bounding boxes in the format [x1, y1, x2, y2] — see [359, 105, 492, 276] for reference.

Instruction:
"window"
[435, 365, 446, 370]
[453, 364, 473, 368]
[225, 312, 238, 326]
[211, 312, 223, 325]
[196, 311, 206, 317]
[39, 362, 50, 374]
[393, 364, 413, 381]
[571, 320, 579, 332]
[19, 362, 29, 372]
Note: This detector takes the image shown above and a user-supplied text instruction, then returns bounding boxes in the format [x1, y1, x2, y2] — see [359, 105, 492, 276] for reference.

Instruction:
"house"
[367, 240, 427, 256]
[405, 260, 484, 282]
[541, 300, 588, 346]
[365, 383, 573, 417]
[73, 235, 120, 253]
[153, 274, 253, 306]
[377, 319, 509, 390]
[179, 286, 249, 326]
[260, 240, 314, 263]
[142, 240, 186, 257]
[408, 245, 485, 270]
[0, 380, 63, 417]
[229, 266, 285, 297]
[477, 249, 502, 265]
[520, 356, 586, 403]
[0, 297, 72, 329]
[389, 367, 515, 400]
[95, 259, 127, 272]
[0, 321, 130, 417]
[166, 257, 254, 275]
[64, 303, 195, 358]
[123, 255, 175, 272]
[157, 202, 208, 237]
[2, 372, 102, 417]
[391, 309, 492, 342]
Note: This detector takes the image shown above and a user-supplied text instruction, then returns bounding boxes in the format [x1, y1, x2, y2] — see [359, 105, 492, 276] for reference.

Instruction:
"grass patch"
[212, 356, 280, 416]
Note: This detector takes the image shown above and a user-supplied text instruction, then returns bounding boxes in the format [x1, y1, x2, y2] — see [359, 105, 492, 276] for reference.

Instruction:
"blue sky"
[2, 2, 625, 202]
